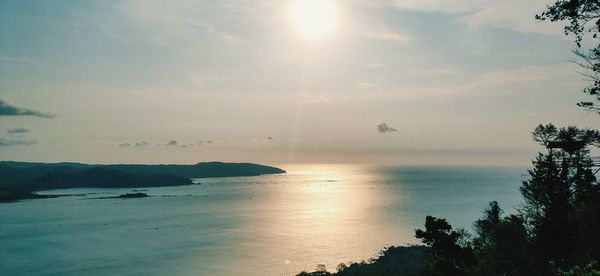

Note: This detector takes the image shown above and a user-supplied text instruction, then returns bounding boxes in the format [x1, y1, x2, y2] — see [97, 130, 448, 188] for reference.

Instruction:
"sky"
[0, 0, 598, 166]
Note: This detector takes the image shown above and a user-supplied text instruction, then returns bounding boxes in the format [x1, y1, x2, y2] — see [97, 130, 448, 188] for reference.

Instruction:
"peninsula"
[0, 161, 285, 202]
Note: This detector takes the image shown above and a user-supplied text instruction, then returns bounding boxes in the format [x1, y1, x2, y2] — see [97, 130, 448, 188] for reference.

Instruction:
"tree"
[553, 260, 600, 276]
[415, 216, 476, 276]
[521, 124, 600, 270]
[537, 0, 600, 113]
[471, 202, 532, 276]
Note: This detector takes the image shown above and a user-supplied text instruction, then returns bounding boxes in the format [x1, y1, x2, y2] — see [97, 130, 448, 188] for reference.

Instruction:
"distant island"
[86, 192, 151, 200]
[0, 161, 285, 203]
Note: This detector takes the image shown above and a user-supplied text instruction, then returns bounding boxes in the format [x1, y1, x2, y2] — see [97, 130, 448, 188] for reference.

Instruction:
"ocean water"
[0, 165, 526, 276]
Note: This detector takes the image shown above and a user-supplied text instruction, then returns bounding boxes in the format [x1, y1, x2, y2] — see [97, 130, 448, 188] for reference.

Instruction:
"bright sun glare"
[288, 0, 340, 41]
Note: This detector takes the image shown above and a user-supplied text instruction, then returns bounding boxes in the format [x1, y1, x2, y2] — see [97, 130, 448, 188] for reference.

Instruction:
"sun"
[288, 0, 340, 41]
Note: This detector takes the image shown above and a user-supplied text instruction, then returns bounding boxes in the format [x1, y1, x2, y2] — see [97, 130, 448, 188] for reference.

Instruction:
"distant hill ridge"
[0, 161, 286, 202]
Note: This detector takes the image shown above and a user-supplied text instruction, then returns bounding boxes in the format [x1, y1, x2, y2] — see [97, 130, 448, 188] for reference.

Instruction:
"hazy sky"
[1, 0, 598, 166]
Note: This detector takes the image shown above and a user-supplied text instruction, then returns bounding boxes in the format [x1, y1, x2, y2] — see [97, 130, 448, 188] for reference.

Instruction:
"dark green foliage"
[412, 203, 535, 275]
[471, 202, 533, 275]
[521, 151, 576, 270]
[335, 246, 429, 276]
[521, 124, 600, 271]
[296, 246, 429, 276]
[297, 264, 332, 276]
[415, 216, 476, 276]
[553, 260, 600, 276]
[538, 0, 600, 112]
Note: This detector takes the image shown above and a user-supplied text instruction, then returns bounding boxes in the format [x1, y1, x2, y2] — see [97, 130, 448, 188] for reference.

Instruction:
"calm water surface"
[0, 165, 526, 275]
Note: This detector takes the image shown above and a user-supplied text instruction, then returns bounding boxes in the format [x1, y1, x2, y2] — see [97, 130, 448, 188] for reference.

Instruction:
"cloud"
[377, 122, 397, 133]
[0, 55, 37, 64]
[465, 1, 564, 36]
[6, 128, 30, 134]
[388, 0, 484, 14]
[359, 31, 412, 43]
[134, 141, 151, 147]
[433, 63, 580, 97]
[167, 140, 178, 146]
[386, 0, 564, 36]
[114, 0, 245, 50]
[0, 137, 37, 147]
[196, 139, 214, 145]
[0, 99, 54, 118]
[115, 140, 151, 147]
[358, 82, 377, 88]
[366, 63, 384, 68]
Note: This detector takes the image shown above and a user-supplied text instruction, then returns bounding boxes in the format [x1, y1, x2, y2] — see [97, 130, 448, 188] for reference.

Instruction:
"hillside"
[0, 161, 286, 202]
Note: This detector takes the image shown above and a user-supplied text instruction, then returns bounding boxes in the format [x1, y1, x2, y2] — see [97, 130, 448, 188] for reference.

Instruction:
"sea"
[0, 165, 527, 276]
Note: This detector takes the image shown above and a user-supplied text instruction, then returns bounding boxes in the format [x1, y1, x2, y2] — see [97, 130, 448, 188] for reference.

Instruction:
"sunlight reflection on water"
[0, 165, 524, 275]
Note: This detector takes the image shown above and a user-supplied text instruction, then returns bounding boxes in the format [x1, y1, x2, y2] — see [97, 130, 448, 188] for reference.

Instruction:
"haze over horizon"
[1, 0, 598, 166]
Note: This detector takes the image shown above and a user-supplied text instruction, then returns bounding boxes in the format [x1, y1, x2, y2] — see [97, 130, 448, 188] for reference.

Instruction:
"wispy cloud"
[387, 0, 563, 36]
[360, 31, 412, 43]
[112, 0, 246, 51]
[196, 139, 213, 145]
[0, 137, 38, 147]
[0, 56, 37, 64]
[366, 63, 384, 69]
[389, 0, 482, 14]
[6, 128, 31, 134]
[0, 99, 54, 118]
[113, 141, 152, 147]
[167, 140, 178, 146]
[114, 139, 213, 148]
[438, 63, 579, 97]
[466, 1, 564, 36]
[377, 122, 397, 133]
[134, 141, 151, 147]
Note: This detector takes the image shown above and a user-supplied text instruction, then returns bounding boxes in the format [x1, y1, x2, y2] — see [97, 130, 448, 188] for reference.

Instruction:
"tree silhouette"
[471, 202, 532, 275]
[415, 216, 476, 276]
[521, 124, 600, 271]
[538, 0, 600, 113]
